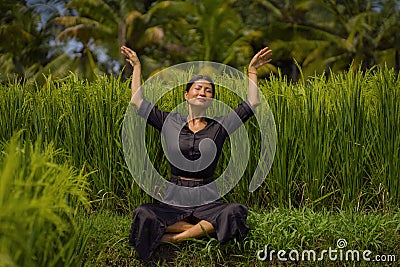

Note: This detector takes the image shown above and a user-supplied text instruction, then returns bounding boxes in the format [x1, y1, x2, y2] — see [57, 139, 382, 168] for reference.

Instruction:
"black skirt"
[129, 177, 250, 261]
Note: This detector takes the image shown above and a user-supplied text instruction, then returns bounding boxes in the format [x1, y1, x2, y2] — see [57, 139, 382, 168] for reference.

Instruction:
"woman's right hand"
[121, 46, 143, 108]
[121, 46, 141, 69]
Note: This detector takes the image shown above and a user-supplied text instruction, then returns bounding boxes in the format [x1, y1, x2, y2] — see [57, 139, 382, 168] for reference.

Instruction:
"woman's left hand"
[248, 47, 272, 71]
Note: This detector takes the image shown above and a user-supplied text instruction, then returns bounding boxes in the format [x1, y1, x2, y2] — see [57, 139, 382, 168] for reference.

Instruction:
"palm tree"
[144, 0, 265, 70]
[52, 0, 165, 79]
[254, 0, 322, 80]
[52, 0, 125, 79]
[304, 0, 397, 71]
[0, 1, 49, 81]
[46, 0, 269, 79]
[368, 0, 400, 70]
[49, 0, 153, 79]
[256, 0, 400, 79]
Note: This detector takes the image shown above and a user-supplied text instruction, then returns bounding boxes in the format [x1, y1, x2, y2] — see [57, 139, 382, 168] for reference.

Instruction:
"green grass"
[79, 208, 399, 266]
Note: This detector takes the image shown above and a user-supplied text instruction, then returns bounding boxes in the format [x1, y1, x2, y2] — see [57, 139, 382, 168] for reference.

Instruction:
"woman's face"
[184, 80, 214, 108]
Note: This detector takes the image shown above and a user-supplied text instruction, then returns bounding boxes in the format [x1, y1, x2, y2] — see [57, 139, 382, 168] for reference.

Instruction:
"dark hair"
[185, 75, 215, 96]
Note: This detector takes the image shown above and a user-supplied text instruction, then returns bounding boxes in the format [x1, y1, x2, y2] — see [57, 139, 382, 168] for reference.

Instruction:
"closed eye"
[194, 87, 212, 92]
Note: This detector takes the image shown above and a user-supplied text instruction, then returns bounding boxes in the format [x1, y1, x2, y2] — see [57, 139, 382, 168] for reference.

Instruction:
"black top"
[137, 99, 255, 179]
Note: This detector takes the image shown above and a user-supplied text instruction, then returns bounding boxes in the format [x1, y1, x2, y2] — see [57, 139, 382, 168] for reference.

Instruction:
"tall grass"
[0, 134, 90, 266]
[0, 67, 399, 212]
[0, 75, 149, 211]
[247, 67, 400, 210]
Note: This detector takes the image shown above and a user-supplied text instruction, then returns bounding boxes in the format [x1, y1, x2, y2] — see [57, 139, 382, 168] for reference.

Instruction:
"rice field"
[0, 67, 399, 265]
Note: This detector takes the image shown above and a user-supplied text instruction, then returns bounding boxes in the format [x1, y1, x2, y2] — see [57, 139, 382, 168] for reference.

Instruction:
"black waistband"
[170, 175, 214, 186]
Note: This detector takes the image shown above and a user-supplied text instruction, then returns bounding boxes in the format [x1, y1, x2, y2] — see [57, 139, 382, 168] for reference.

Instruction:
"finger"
[258, 47, 270, 54]
[259, 58, 272, 65]
[255, 58, 272, 68]
[260, 48, 272, 55]
[122, 49, 138, 60]
[121, 46, 136, 56]
[259, 50, 272, 59]
[121, 48, 130, 56]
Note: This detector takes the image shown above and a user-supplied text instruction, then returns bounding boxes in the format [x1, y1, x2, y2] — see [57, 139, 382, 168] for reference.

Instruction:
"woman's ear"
[184, 91, 188, 101]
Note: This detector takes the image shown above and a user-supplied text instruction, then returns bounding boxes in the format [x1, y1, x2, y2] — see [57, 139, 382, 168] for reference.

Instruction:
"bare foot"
[160, 233, 177, 243]
[165, 220, 194, 233]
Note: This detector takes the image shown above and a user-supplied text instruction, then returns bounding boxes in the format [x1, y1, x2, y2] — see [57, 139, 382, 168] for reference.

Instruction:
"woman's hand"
[120, 46, 143, 108]
[247, 47, 272, 108]
[121, 45, 141, 69]
[248, 47, 272, 72]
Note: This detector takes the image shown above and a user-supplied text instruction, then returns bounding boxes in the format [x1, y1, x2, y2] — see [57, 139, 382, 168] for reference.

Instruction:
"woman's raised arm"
[121, 46, 143, 109]
[247, 47, 273, 108]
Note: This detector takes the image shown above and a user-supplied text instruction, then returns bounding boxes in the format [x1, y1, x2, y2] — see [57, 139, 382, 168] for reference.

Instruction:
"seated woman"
[120, 45, 272, 261]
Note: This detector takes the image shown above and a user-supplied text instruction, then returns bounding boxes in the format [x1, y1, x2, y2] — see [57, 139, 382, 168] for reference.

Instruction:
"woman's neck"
[187, 106, 207, 133]
[187, 105, 206, 122]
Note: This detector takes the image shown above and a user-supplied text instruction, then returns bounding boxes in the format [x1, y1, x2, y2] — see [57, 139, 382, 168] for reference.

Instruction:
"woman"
[121, 45, 272, 261]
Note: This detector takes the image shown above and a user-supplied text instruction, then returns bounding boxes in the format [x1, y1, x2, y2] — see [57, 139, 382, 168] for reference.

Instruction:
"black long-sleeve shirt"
[137, 99, 255, 179]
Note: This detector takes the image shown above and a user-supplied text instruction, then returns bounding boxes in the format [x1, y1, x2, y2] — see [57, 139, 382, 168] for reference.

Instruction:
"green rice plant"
[252, 67, 400, 210]
[255, 72, 302, 208]
[0, 74, 150, 211]
[0, 134, 90, 266]
[327, 69, 371, 209]
[1, 67, 399, 213]
[366, 67, 400, 209]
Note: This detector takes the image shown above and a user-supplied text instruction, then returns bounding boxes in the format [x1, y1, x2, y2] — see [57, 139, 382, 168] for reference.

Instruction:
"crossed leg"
[161, 219, 215, 243]
[165, 220, 194, 233]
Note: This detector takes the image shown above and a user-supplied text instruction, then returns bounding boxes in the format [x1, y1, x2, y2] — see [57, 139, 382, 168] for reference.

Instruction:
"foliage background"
[1, 0, 399, 82]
